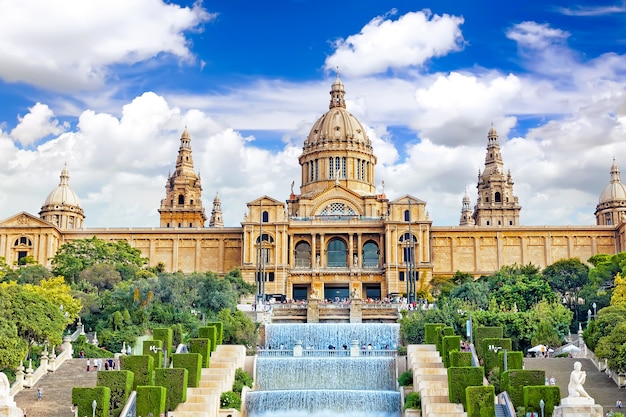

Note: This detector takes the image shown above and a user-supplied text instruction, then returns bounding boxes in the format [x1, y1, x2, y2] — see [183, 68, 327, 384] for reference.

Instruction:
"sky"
[1, 0, 626, 228]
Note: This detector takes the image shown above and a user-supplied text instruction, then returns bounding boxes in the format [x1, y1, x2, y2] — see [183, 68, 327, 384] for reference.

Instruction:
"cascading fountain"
[244, 323, 402, 417]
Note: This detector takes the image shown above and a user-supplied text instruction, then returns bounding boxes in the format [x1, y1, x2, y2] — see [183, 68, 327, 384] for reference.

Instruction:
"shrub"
[398, 370, 413, 386]
[119, 355, 154, 390]
[153, 368, 188, 412]
[232, 368, 253, 393]
[96, 371, 133, 417]
[136, 385, 166, 417]
[171, 353, 202, 388]
[220, 391, 241, 410]
[466, 385, 494, 417]
[404, 392, 421, 410]
[71, 386, 111, 417]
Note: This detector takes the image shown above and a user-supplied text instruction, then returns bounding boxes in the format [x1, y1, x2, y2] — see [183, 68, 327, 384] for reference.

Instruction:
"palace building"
[0, 76, 624, 301]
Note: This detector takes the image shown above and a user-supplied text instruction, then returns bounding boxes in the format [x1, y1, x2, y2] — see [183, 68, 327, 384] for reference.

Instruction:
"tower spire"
[158, 128, 207, 228]
[473, 126, 521, 226]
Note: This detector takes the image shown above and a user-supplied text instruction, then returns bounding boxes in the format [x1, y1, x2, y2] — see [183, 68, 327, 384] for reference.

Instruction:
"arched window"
[178, 195, 185, 205]
[399, 233, 417, 263]
[256, 234, 274, 264]
[262, 211, 269, 223]
[327, 238, 347, 267]
[362, 241, 379, 268]
[294, 241, 312, 268]
[495, 192, 502, 203]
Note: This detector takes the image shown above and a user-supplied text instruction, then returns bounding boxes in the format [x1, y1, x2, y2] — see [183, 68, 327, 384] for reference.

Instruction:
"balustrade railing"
[257, 348, 397, 357]
[119, 391, 137, 417]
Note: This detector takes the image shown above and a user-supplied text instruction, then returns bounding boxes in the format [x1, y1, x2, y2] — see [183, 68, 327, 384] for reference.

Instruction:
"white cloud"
[0, 0, 214, 91]
[325, 10, 464, 77]
[10, 103, 66, 146]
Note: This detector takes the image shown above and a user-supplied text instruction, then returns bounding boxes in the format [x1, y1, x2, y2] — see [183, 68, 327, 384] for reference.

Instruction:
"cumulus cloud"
[325, 10, 464, 77]
[10, 103, 67, 147]
[0, 0, 215, 91]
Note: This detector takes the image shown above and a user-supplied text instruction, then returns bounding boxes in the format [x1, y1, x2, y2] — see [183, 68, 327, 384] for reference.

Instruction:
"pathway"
[15, 358, 97, 417]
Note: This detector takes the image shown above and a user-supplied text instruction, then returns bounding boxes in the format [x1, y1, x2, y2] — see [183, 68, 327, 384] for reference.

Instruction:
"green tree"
[51, 236, 147, 283]
[449, 280, 489, 310]
[531, 320, 562, 348]
[611, 272, 626, 305]
[217, 309, 257, 346]
[79, 264, 122, 291]
[0, 283, 66, 359]
[543, 258, 589, 322]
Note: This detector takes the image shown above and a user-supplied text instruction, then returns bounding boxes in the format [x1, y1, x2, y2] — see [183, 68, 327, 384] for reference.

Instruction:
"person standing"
[86, 359, 90, 372]
[36, 387, 42, 401]
[617, 399, 622, 410]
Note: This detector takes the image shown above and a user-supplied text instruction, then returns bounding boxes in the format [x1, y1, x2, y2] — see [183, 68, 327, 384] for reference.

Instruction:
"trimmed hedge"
[466, 385, 495, 417]
[153, 368, 188, 412]
[436, 326, 454, 354]
[523, 386, 560, 417]
[499, 350, 523, 371]
[172, 353, 202, 388]
[473, 326, 503, 358]
[481, 338, 512, 374]
[501, 369, 545, 408]
[136, 385, 166, 417]
[120, 355, 154, 390]
[143, 340, 164, 368]
[96, 370, 134, 417]
[198, 326, 218, 353]
[189, 338, 211, 368]
[72, 386, 110, 417]
[205, 321, 224, 345]
[153, 328, 173, 359]
[448, 367, 484, 409]
[424, 323, 445, 345]
[450, 351, 473, 367]
[442, 335, 461, 368]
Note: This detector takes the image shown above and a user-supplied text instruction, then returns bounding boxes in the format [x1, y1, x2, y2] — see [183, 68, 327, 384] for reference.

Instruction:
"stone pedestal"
[553, 398, 603, 417]
[0, 405, 23, 417]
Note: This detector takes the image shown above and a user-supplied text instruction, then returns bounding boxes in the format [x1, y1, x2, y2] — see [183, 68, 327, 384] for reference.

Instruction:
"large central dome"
[298, 76, 377, 196]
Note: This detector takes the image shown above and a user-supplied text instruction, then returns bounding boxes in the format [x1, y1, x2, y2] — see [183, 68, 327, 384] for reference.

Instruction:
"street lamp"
[92, 399, 97, 417]
[539, 399, 545, 417]
[592, 302, 597, 318]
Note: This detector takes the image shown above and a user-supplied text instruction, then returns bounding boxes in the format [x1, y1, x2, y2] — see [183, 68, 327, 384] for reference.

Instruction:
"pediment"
[309, 185, 371, 216]
[247, 195, 284, 207]
[390, 194, 427, 206]
[0, 212, 57, 229]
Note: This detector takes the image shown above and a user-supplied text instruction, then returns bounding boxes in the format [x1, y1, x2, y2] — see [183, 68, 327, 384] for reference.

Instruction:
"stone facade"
[0, 77, 624, 300]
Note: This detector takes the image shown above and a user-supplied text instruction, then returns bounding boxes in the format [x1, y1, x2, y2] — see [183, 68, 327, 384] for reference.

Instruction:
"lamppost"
[405, 198, 417, 304]
[92, 399, 97, 417]
[539, 399, 545, 417]
[592, 302, 597, 318]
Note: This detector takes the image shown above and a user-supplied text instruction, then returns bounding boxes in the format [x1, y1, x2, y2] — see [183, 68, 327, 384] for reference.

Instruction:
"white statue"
[0, 372, 10, 402]
[567, 361, 592, 400]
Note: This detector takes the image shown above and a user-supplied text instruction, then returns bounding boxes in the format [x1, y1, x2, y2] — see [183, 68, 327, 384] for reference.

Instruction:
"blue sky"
[1, 0, 626, 227]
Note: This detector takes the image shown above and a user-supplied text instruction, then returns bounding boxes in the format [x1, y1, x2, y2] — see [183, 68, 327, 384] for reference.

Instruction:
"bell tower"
[473, 126, 521, 226]
[158, 128, 207, 227]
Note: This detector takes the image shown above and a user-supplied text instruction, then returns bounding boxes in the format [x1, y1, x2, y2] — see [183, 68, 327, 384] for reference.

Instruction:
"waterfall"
[246, 323, 401, 417]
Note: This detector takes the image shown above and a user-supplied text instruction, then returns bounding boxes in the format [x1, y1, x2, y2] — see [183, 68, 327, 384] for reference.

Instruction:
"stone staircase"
[14, 358, 97, 417]
[407, 344, 467, 417]
[169, 344, 247, 417]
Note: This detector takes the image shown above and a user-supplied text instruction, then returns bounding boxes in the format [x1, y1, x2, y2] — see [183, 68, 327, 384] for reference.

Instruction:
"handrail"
[119, 391, 137, 417]
[497, 391, 516, 417]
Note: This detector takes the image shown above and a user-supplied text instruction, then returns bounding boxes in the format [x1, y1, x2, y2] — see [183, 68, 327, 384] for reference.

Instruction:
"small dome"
[44, 166, 81, 207]
[599, 160, 626, 204]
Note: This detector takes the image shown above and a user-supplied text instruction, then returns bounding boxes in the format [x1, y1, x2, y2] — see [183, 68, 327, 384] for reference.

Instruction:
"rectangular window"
[329, 157, 334, 179]
[315, 159, 319, 180]
[268, 272, 275, 282]
[335, 158, 340, 178]
[342, 157, 346, 178]
[399, 271, 405, 281]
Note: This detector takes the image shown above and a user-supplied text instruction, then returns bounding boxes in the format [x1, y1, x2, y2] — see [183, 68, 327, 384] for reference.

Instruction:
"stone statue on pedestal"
[553, 361, 603, 417]
[567, 361, 592, 400]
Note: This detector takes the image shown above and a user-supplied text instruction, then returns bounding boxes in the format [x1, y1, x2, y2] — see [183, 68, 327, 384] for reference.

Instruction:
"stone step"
[14, 358, 98, 417]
